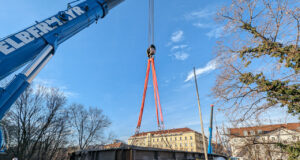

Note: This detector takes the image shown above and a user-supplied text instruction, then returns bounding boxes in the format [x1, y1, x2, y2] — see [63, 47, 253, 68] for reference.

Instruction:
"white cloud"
[33, 78, 78, 98]
[185, 9, 214, 20]
[171, 44, 188, 51]
[185, 7, 227, 39]
[193, 22, 210, 28]
[185, 58, 219, 82]
[192, 21, 226, 39]
[206, 26, 225, 38]
[171, 30, 184, 42]
[34, 78, 53, 86]
[174, 52, 189, 61]
[168, 31, 189, 61]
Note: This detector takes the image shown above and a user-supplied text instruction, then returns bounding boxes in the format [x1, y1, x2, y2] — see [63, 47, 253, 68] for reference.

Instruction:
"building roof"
[131, 127, 195, 137]
[103, 142, 128, 149]
[229, 123, 300, 137]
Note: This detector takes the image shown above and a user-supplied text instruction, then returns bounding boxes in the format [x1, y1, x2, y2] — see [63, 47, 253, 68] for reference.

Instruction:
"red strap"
[136, 58, 165, 133]
[151, 58, 160, 128]
[136, 59, 151, 129]
[151, 59, 164, 129]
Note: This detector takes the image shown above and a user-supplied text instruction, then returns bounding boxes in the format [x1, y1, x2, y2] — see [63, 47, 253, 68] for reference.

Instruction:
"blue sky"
[1, 0, 297, 142]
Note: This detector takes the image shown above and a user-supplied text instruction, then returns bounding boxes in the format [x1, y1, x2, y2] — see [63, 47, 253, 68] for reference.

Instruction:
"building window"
[283, 140, 287, 144]
[191, 143, 193, 147]
[180, 137, 182, 140]
[175, 137, 177, 141]
[250, 130, 255, 135]
[185, 136, 187, 140]
[257, 130, 263, 134]
[170, 137, 172, 141]
[185, 143, 187, 147]
[272, 137, 275, 141]
[157, 139, 159, 142]
[153, 139, 155, 142]
[180, 143, 182, 147]
[190, 136, 193, 140]
[243, 130, 248, 136]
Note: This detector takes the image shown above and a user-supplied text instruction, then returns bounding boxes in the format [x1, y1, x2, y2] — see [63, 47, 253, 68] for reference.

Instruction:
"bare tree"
[69, 104, 111, 150]
[2, 85, 69, 160]
[214, 125, 232, 157]
[213, 0, 300, 123]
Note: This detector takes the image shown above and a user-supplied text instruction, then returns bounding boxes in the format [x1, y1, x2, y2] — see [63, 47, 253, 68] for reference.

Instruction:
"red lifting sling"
[135, 0, 164, 134]
[135, 57, 164, 134]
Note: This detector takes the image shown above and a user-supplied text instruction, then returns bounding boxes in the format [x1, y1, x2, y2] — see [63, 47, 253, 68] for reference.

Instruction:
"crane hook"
[147, 44, 156, 58]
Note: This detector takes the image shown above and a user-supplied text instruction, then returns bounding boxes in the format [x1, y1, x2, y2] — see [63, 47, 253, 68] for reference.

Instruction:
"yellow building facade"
[128, 128, 208, 152]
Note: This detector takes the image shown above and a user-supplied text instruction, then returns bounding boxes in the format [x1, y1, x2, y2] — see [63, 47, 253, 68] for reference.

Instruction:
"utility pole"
[193, 67, 208, 160]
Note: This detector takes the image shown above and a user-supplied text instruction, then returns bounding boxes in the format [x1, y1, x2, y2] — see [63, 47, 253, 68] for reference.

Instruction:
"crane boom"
[0, 0, 124, 151]
[0, 0, 123, 80]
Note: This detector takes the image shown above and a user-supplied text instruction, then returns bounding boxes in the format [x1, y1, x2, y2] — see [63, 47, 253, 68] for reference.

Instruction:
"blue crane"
[0, 0, 124, 151]
[208, 104, 214, 154]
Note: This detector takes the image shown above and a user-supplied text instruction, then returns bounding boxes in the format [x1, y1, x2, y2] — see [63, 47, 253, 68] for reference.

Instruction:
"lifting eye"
[58, 11, 68, 22]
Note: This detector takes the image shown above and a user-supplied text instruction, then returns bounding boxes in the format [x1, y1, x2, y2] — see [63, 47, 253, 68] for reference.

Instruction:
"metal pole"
[193, 67, 208, 160]
[22, 45, 53, 77]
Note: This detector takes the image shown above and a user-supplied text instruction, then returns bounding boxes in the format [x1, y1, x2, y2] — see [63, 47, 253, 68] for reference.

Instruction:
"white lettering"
[65, 9, 76, 21]
[72, 6, 85, 16]
[5, 38, 25, 49]
[0, 41, 15, 55]
[45, 16, 63, 28]
[27, 26, 42, 38]
[36, 22, 53, 34]
[0, 6, 86, 56]
[15, 31, 35, 44]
